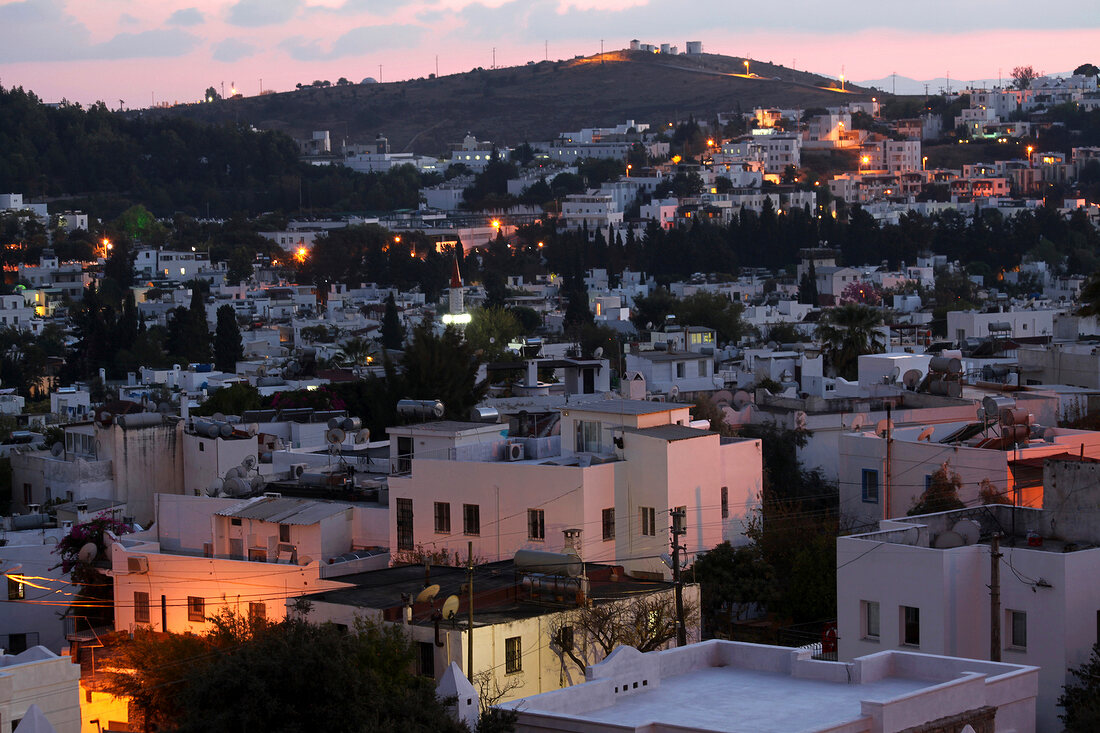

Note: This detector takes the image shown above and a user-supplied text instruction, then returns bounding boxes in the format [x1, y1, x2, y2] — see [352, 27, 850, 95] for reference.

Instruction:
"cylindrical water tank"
[929, 356, 962, 373]
[514, 550, 583, 577]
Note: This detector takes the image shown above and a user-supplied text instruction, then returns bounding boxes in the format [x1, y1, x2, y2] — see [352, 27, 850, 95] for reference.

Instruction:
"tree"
[673, 291, 746, 344]
[1073, 63, 1099, 77]
[204, 86, 221, 101]
[562, 285, 594, 334]
[465, 307, 520, 361]
[908, 462, 966, 515]
[629, 287, 677, 333]
[1012, 65, 1038, 90]
[381, 293, 404, 350]
[338, 336, 374, 368]
[815, 303, 885, 380]
[213, 305, 244, 373]
[688, 542, 776, 635]
[103, 613, 468, 733]
[188, 285, 212, 362]
[401, 323, 486, 420]
[547, 592, 698, 678]
[1060, 642, 1100, 731]
[192, 383, 261, 417]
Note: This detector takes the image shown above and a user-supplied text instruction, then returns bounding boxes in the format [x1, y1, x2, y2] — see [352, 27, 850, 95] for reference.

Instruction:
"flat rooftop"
[566, 398, 691, 415]
[569, 665, 928, 732]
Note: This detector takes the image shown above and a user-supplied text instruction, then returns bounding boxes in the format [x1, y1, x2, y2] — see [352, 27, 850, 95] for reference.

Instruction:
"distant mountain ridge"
[857, 72, 1077, 96]
[146, 50, 874, 156]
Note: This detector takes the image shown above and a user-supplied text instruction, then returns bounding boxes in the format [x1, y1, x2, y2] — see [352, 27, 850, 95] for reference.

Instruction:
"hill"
[147, 51, 874, 155]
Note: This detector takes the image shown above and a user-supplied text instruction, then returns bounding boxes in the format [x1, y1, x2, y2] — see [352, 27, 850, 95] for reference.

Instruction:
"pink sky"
[1, 0, 1095, 107]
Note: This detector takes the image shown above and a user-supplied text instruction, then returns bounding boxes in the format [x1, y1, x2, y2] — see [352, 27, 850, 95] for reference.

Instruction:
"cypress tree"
[213, 305, 244, 373]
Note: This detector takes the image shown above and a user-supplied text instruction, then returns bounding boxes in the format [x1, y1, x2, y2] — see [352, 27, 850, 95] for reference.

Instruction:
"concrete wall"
[0, 650, 81, 733]
[0, 535, 70, 653]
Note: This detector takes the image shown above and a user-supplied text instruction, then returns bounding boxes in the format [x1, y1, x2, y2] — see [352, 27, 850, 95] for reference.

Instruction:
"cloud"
[309, 0, 426, 14]
[226, 0, 301, 27]
[279, 24, 424, 60]
[118, 13, 140, 25]
[167, 7, 204, 26]
[212, 38, 258, 63]
[0, 1, 201, 63]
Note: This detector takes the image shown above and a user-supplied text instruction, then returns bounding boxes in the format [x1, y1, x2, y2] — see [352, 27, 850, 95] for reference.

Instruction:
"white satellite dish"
[415, 584, 441, 604]
[917, 426, 935, 442]
[593, 346, 604, 358]
[205, 480, 223, 497]
[77, 542, 98, 564]
[225, 466, 242, 480]
[733, 390, 753, 409]
[849, 414, 867, 431]
[354, 428, 371, 444]
[954, 519, 981, 545]
[874, 419, 895, 438]
[794, 410, 808, 430]
[669, 385, 679, 399]
[241, 455, 258, 471]
[902, 369, 922, 390]
[326, 427, 346, 444]
[441, 595, 460, 620]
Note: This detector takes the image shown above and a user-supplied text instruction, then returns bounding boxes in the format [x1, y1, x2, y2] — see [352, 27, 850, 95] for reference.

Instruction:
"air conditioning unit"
[290, 463, 308, 479]
[127, 556, 149, 574]
[506, 442, 525, 461]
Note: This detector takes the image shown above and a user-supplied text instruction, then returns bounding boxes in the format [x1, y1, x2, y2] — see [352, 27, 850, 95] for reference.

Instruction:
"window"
[721, 487, 729, 519]
[505, 636, 522, 673]
[249, 602, 266, 622]
[862, 600, 880, 640]
[463, 504, 480, 536]
[8, 576, 24, 601]
[861, 469, 879, 503]
[23, 483, 31, 504]
[555, 626, 574, 652]
[698, 359, 708, 377]
[676, 362, 685, 379]
[602, 508, 615, 541]
[278, 524, 291, 543]
[134, 592, 150, 623]
[1009, 610, 1027, 649]
[230, 517, 242, 526]
[641, 506, 656, 537]
[528, 509, 545, 541]
[248, 548, 267, 562]
[396, 498, 414, 551]
[902, 606, 920, 646]
[187, 596, 205, 622]
[575, 419, 601, 453]
[418, 641, 435, 677]
[434, 502, 451, 534]
[198, 442, 205, 452]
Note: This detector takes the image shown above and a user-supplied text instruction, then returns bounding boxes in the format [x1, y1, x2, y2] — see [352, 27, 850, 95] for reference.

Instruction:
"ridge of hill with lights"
[147, 50, 874, 155]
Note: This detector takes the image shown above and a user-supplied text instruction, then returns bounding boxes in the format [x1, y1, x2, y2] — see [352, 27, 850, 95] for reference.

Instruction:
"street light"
[922, 155, 928, 171]
[743, 60, 750, 76]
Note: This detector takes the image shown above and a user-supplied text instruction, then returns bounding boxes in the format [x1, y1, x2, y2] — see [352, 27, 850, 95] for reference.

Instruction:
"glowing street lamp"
[743, 60, 750, 76]
[922, 156, 928, 171]
[294, 246, 308, 264]
[1026, 145, 1034, 167]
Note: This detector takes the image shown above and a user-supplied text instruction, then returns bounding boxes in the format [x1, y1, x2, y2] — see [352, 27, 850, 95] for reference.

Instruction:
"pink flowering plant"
[54, 512, 133, 583]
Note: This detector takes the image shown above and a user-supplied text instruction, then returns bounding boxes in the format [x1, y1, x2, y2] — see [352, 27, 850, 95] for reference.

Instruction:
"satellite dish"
[206, 480, 223, 497]
[733, 389, 753, 409]
[299, 555, 313, 565]
[250, 474, 265, 491]
[326, 427, 346, 444]
[712, 389, 734, 406]
[212, 412, 226, 422]
[669, 385, 679, 399]
[415, 584, 441, 604]
[794, 410, 808, 430]
[917, 426, 935, 442]
[225, 466, 242, 480]
[1042, 427, 1056, 443]
[594, 346, 604, 358]
[874, 418, 895, 437]
[441, 595, 460, 620]
[50, 442, 64, 457]
[902, 369, 922, 390]
[849, 414, 867, 431]
[354, 428, 371, 444]
[954, 519, 981, 545]
[431, 401, 445, 418]
[77, 542, 98, 564]
[242, 455, 258, 471]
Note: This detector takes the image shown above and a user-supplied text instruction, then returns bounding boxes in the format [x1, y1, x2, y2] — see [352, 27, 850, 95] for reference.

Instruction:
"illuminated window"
[7, 576, 24, 601]
[187, 596, 205, 622]
[249, 602, 266, 621]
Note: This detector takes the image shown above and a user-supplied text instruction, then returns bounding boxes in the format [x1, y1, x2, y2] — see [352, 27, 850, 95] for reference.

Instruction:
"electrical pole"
[492, 48, 496, 69]
[884, 404, 892, 520]
[670, 508, 687, 647]
[990, 534, 1002, 661]
[466, 540, 474, 681]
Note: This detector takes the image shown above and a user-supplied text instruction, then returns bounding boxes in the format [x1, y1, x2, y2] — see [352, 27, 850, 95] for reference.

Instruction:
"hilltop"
[146, 50, 874, 155]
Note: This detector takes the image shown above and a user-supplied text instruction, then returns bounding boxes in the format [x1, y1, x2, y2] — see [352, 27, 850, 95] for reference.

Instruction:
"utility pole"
[466, 540, 474, 681]
[492, 48, 496, 69]
[435, 55, 439, 78]
[670, 508, 687, 647]
[600, 39, 604, 62]
[545, 40, 548, 61]
[378, 64, 383, 83]
[990, 534, 1002, 661]
[884, 404, 892, 520]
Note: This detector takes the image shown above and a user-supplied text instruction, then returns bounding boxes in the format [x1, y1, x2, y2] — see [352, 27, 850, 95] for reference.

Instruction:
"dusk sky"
[1, 0, 1095, 107]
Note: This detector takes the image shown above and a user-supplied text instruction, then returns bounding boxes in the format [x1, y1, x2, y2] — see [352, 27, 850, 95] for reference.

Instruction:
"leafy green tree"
[815, 303, 885, 380]
[1012, 65, 1038, 90]
[104, 613, 468, 733]
[1060, 642, 1100, 731]
[510, 306, 542, 334]
[338, 336, 374, 367]
[188, 286, 212, 362]
[1074, 63, 1100, 77]
[673, 291, 746, 344]
[562, 286, 594, 334]
[192, 383, 262, 417]
[204, 86, 221, 101]
[213, 305, 243, 373]
[629, 287, 677, 333]
[688, 542, 776, 635]
[466, 307, 520, 361]
[381, 293, 404, 350]
[401, 322, 486, 420]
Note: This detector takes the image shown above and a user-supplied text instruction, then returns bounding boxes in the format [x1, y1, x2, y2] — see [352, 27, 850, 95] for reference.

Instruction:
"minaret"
[448, 256, 464, 316]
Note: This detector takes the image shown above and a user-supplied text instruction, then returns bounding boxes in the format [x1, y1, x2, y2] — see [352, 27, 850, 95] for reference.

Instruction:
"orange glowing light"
[294, 246, 308, 263]
[707, 139, 715, 147]
[394, 235, 401, 243]
[861, 156, 870, 164]
[671, 155, 682, 164]
[490, 219, 501, 229]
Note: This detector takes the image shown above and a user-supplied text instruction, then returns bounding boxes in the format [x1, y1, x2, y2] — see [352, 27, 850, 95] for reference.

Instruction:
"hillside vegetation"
[148, 51, 872, 154]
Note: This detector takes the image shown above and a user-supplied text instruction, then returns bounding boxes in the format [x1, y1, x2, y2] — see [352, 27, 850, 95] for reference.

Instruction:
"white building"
[387, 400, 762, 578]
[625, 350, 717, 395]
[838, 466, 1100, 733]
[1, 526, 74, 654]
[110, 494, 388, 634]
[502, 640, 1038, 733]
[134, 249, 226, 283]
[0, 647, 81, 733]
[946, 309, 1055, 343]
[560, 194, 623, 239]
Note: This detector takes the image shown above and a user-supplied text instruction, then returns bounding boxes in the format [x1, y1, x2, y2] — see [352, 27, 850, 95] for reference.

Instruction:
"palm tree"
[815, 303, 885, 380]
[337, 337, 374, 368]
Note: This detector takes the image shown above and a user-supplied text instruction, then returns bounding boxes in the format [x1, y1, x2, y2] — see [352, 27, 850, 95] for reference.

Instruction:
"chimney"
[562, 528, 583, 558]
